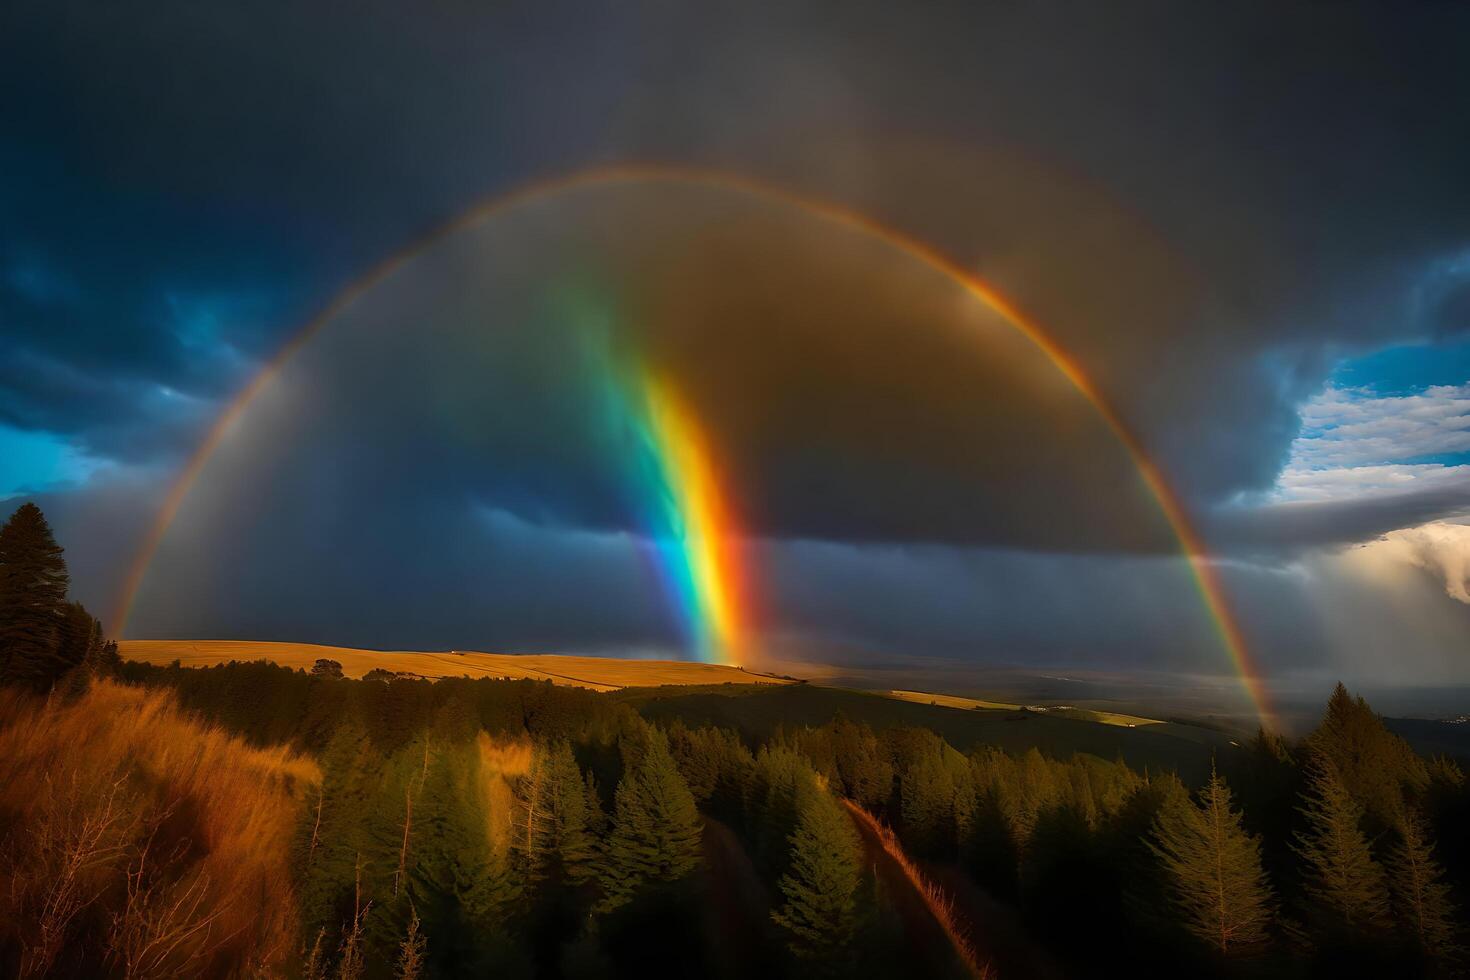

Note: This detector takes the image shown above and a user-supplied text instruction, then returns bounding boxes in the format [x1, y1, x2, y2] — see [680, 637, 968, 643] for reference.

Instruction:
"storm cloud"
[4, 1, 1470, 685]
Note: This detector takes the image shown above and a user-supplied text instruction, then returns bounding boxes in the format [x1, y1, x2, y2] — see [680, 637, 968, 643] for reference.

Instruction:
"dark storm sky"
[3, 1, 1469, 684]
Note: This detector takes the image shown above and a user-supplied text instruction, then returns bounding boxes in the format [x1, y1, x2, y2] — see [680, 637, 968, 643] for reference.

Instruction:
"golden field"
[885, 688, 1163, 728]
[118, 639, 798, 692]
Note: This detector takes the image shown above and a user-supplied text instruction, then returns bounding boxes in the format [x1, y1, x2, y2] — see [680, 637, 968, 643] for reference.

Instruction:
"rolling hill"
[117, 639, 797, 692]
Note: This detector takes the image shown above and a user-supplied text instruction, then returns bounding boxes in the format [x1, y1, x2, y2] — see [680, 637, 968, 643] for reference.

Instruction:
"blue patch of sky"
[0, 423, 100, 496]
[1329, 338, 1470, 395]
[1391, 450, 1470, 468]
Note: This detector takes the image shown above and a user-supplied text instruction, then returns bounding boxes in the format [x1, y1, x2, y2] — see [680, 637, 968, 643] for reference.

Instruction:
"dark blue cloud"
[4, 1, 1470, 676]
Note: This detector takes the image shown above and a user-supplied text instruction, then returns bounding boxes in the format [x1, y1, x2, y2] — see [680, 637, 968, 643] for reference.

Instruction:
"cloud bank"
[3, 1, 1470, 687]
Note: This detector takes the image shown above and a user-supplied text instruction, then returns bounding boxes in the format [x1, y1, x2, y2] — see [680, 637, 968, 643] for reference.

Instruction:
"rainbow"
[605, 363, 747, 664]
[110, 164, 1277, 727]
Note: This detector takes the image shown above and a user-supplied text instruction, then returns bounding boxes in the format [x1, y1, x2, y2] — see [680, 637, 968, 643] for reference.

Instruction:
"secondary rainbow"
[110, 164, 1277, 727]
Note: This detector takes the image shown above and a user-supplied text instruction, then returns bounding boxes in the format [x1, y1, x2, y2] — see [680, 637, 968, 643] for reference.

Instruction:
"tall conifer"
[515, 739, 598, 884]
[1293, 758, 1391, 934]
[1149, 767, 1275, 955]
[1386, 815, 1460, 963]
[901, 750, 956, 859]
[0, 502, 70, 689]
[56, 600, 103, 673]
[771, 786, 865, 972]
[830, 717, 893, 810]
[597, 729, 702, 912]
[1305, 683, 1426, 833]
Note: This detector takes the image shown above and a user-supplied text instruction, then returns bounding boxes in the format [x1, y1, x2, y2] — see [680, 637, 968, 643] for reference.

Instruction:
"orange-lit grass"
[841, 800, 994, 980]
[476, 732, 533, 858]
[0, 679, 320, 977]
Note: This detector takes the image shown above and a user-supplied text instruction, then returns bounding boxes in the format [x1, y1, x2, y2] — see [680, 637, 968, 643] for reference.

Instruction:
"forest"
[2, 503, 1468, 980]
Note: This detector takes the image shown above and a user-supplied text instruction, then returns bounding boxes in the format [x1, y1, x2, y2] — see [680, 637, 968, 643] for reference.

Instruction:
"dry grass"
[476, 733, 533, 858]
[841, 800, 994, 980]
[120, 639, 798, 692]
[0, 680, 320, 978]
[885, 688, 1163, 728]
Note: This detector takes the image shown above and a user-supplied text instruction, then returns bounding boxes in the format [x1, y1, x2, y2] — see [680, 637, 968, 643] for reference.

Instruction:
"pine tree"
[0, 502, 70, 689]
[669, 725, 755, 816]
[749, 745, 814, 875]
[546, 740, 598, 882]
[1423, 755, 1470, 914]
[1386, 815, 1460, 962]
[56, 600, 103, 674]
[597, 728, 703, 912]
[830, 717, 893, 810]
[1293, 757, 1391, 935]
[901, 750, 956, 859]
[1306, 683, 1426, 834]
[771, 785, 865, 972]
[395, 905, 428, 980]
[1149, 767, 1275, 955]
[514, 740, 597, 884]
[1010, 748, 1062, 845]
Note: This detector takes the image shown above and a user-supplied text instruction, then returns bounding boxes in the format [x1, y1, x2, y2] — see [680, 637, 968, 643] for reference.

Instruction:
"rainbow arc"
[110, 165, 1276, 727]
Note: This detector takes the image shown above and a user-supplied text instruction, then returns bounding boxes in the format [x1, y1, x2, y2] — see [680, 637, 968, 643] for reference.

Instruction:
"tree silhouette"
[1149, 767, 1275, 955]
[311, 658, 344, 679]
[1305, 683, 1426, 835]
[0, 503, 70, 689]
[57, 600, 105, 674]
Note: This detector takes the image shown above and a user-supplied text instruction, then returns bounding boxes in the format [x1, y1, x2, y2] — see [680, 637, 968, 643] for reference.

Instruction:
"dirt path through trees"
[701, 817, 782, 979]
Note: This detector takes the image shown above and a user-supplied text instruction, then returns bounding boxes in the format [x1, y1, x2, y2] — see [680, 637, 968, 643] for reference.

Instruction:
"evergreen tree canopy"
[750, 745, 818, 875]
[515, 739, 598, 884]
[1292, 757, 1392, 935]
[57, 600, 105, 674]
[901, 748, 958, 859]
[1305, 683, 1426, 834]
[597, 728, 703, 911]
[1149, 768, 1275, 955]
[669, 723, 755, 816]
[0, 502, 71, 690]
[831, 717, 894, 810]
[1386, 815, 1461, 963]
[771, 785, 866, 972]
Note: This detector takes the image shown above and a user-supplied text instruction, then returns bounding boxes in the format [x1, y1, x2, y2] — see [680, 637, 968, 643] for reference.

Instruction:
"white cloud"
[1276, 462, 1470, 503]
[1345, 521, 1470, 604]
[1275, 384, 1470, 502]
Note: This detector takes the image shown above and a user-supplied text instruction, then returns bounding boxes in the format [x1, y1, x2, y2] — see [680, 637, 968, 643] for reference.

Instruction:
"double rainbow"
[110, 165, 1277, 726]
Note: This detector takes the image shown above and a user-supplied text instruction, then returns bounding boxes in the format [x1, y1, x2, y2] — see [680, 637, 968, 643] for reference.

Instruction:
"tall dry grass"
[841, 799, 994, 980]
[0, 679, 320, 978]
